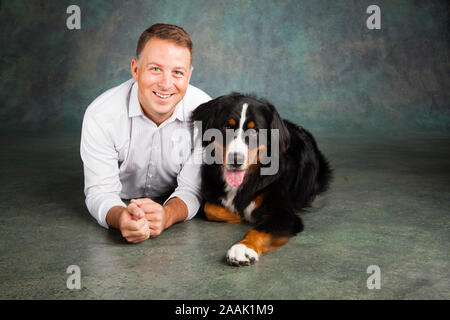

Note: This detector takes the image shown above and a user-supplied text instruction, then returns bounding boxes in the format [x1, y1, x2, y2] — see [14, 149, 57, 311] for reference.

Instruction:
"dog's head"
[191, 93, 290, 187]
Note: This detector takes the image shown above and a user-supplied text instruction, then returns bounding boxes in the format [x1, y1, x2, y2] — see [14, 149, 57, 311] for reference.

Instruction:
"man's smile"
[153, 91, 175, 99]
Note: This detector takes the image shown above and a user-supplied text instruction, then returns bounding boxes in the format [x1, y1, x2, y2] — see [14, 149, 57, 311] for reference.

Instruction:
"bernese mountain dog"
[191, 93, 332, 266]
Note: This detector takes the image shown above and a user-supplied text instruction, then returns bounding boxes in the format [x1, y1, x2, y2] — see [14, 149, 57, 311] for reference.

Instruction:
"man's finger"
[149, 226, 161, 237]
[129, 229, 150, 243]
[123, 220, 140, 232]
[126, 234, 148, 243]
[131, 198, 156, 206]
[127, 203, 145, 220]
[136, 216, 150, 229]
[138, 203, 162, 214]
[146, 212, 162, 223]
[123, 226, 150, 241]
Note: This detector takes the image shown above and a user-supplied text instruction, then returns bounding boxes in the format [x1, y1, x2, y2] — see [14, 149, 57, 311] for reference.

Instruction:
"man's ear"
[131, 58, 139, 82]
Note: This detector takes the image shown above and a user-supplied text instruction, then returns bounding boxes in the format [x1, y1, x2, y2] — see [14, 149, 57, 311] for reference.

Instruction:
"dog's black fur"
[191, 93, 332, 264]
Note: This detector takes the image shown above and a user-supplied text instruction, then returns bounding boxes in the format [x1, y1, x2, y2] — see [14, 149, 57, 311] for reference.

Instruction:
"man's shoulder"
[183, 84, 212, 113]
[186, 84, 211, 101]
[83, 79, 134, 120]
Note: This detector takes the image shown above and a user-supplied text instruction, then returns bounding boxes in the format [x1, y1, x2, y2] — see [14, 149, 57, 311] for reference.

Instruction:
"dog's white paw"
[226, 244, 259, 266]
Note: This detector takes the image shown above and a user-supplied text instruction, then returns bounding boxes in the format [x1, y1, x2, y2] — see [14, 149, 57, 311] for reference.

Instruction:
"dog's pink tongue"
[225, 170, 245, 187]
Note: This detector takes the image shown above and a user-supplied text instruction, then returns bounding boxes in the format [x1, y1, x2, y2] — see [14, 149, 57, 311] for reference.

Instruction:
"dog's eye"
[223, 118, 237, 131]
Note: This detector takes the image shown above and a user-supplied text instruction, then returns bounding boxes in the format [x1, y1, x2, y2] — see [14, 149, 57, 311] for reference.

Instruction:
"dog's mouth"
[225, 169, 245, 187]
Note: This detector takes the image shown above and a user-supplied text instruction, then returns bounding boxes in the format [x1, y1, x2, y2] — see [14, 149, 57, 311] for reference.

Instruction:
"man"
[80, 24, 211, 243]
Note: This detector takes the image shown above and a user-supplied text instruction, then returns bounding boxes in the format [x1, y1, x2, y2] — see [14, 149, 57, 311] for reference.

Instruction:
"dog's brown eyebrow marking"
[247, 121, 255, 129]
[228, 118, 236, 127]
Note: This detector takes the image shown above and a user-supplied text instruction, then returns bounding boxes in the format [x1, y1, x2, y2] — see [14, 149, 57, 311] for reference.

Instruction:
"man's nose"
[158, 72, 172, 89]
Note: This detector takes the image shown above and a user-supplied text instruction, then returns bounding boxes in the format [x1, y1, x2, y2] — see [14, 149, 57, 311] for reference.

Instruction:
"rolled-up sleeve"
[80, 111, 126, 228]
[164, 137, 203, 220]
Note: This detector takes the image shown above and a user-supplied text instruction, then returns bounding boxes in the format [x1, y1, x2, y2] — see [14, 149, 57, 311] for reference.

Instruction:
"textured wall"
[0, 0, 449, 135]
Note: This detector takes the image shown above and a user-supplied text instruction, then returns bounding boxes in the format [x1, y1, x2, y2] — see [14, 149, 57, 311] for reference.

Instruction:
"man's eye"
[151, 67, 160, 72]
[174, 71, 183, 76]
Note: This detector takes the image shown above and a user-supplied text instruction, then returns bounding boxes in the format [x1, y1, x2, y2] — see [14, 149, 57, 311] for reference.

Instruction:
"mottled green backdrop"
[0, 0, 449, 135]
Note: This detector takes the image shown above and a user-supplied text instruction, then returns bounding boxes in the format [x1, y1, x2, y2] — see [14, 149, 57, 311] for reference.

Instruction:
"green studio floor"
[0, 133, 449, 300]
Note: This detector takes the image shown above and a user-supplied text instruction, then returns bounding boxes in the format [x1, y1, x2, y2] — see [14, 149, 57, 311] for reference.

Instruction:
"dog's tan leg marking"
[226, 229, 290, 266]
[204, 202, 243, 223]
[238, 229, 290, 256]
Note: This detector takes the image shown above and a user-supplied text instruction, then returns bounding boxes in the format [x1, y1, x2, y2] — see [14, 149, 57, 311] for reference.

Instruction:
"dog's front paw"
[226, 244, 259, 266]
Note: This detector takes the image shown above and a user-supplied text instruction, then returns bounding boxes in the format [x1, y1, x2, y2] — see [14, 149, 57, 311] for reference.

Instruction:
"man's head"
[131, 24, 194, 125]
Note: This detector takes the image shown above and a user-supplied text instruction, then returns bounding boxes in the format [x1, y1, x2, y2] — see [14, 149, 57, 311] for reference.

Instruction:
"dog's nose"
[227, 152, 245, 167]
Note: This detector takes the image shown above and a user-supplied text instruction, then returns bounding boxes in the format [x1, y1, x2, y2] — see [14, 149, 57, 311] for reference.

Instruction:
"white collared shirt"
[80, 79, 211, 228]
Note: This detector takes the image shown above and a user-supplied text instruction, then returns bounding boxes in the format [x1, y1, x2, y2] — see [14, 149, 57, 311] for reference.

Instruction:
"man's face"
[131, 37, 193, 125]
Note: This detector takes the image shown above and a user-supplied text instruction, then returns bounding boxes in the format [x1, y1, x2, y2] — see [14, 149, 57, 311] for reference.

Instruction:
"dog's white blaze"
[226, 103, 249, 166]
[238, 103, 248, 132]
[222, 103, 250, 214]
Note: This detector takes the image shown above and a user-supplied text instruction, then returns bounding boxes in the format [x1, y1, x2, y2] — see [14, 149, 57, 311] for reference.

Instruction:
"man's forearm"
[163, 197, 188, 229]
[106, 205, 126, 229]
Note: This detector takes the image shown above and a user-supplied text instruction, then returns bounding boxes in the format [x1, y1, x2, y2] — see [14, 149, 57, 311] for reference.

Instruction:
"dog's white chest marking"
[221, 185, 238, 213]
[220, 184, 256, 223]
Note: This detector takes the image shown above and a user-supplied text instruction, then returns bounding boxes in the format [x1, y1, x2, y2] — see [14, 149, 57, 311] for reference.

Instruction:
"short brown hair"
[136, 23, 193, 63]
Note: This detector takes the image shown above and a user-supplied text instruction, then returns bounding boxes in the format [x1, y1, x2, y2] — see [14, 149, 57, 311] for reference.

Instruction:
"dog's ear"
[190, 96, 225, 131]
[267, 101, 290, 154]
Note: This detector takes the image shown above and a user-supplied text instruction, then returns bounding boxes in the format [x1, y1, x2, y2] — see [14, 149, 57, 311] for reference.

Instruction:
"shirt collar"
[128, 81, 186, 122]
[128, 81, 143, 118]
